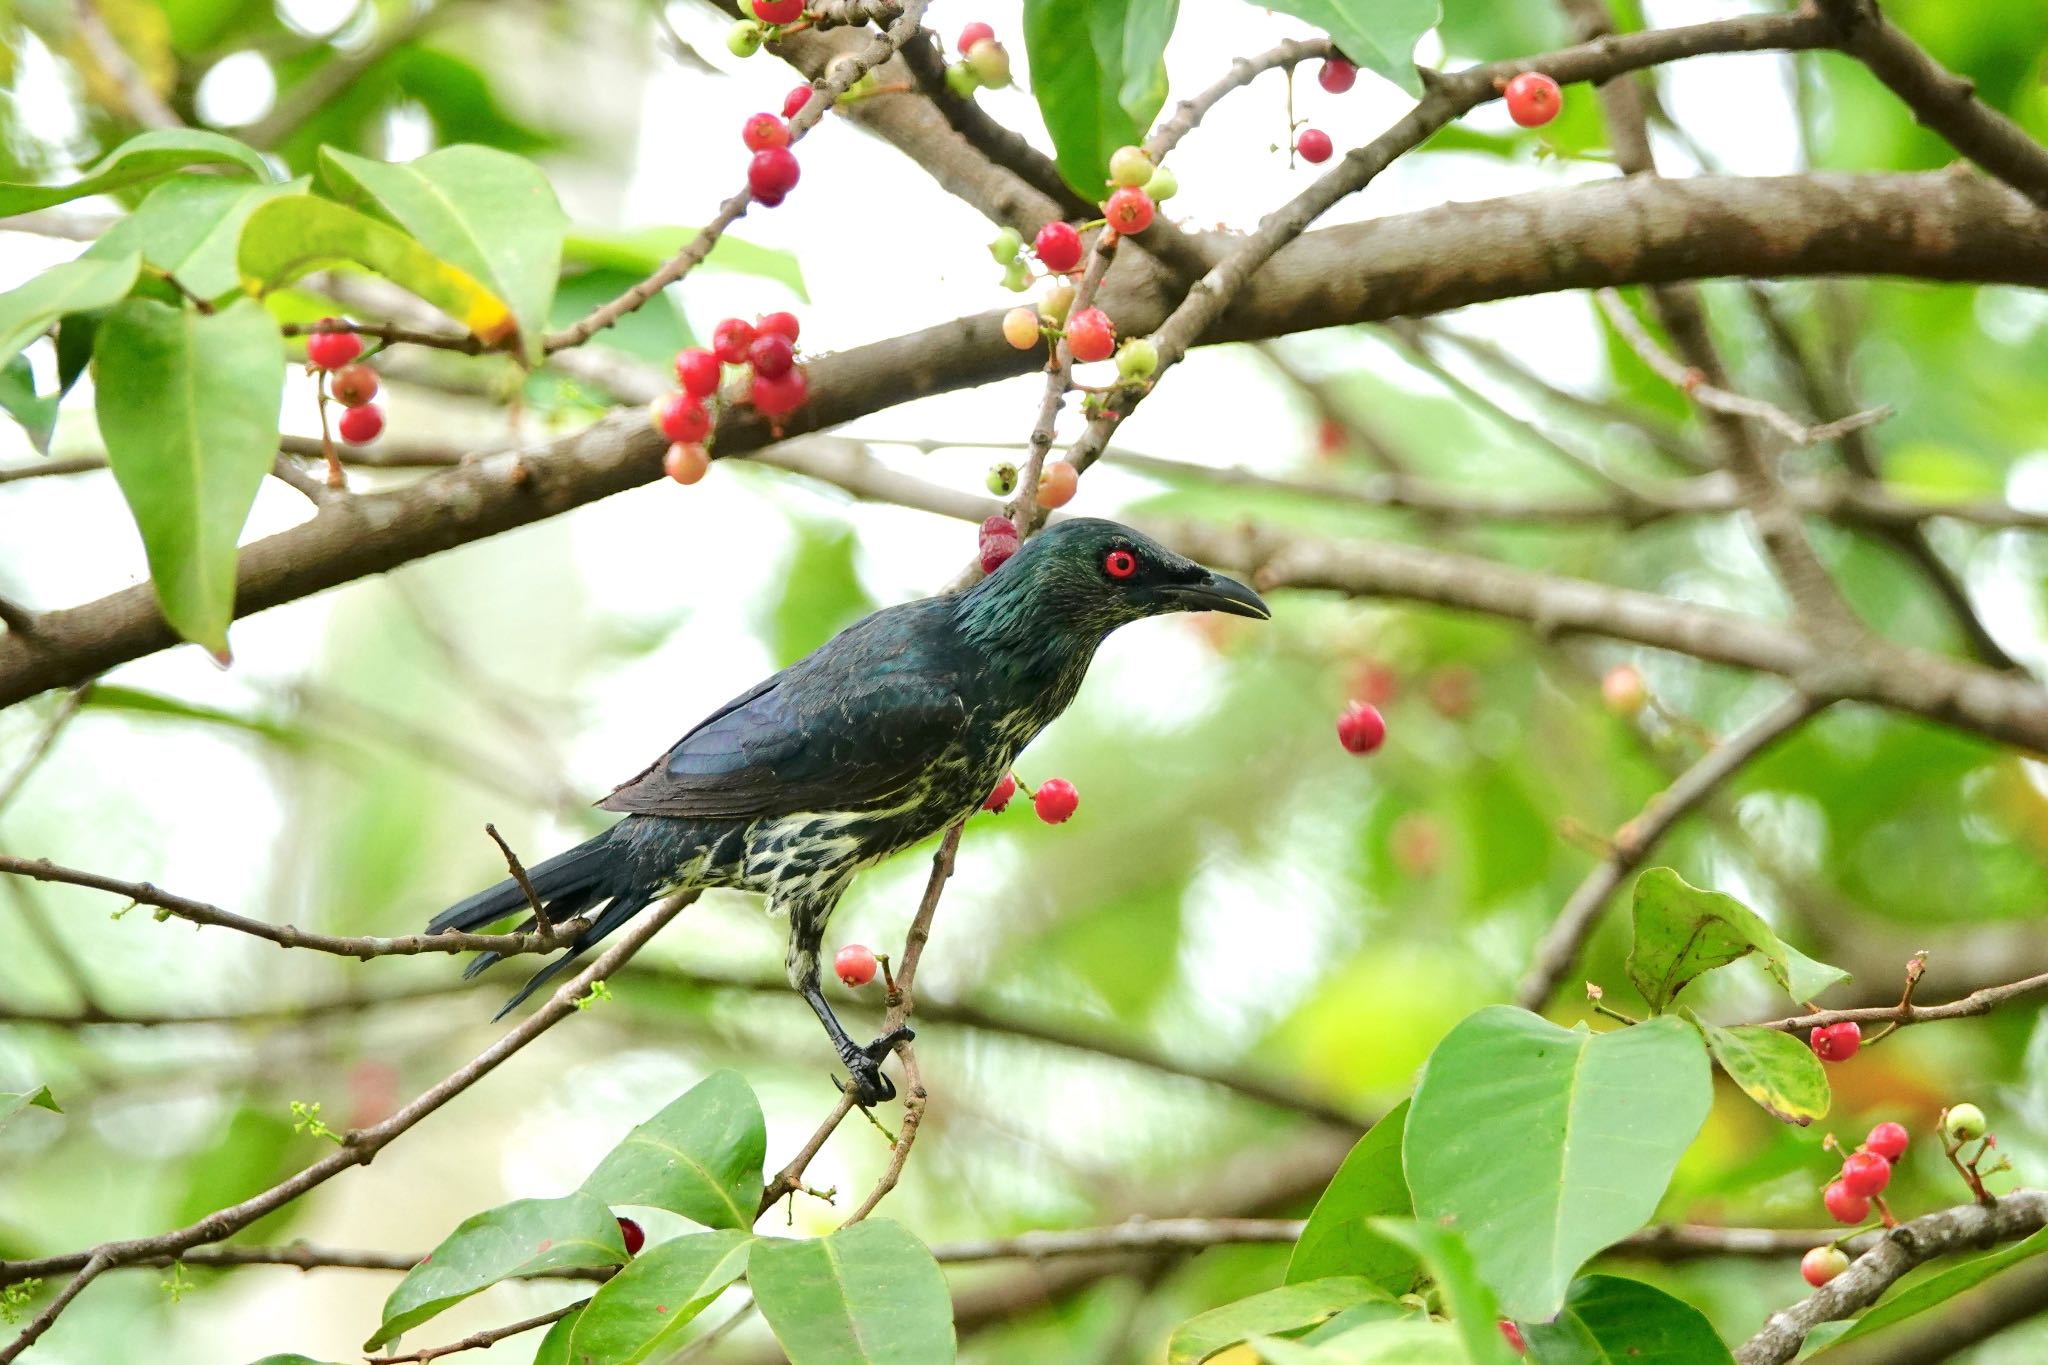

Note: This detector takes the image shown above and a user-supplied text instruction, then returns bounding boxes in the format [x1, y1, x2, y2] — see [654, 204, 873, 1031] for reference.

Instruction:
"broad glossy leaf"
[1023, 0, 1178, 193]
[1404, 1008, 1712, 1320]
[236, 195, 515, 347]
[0, 129, 271, 216]
[0, 253, 142, 372]
[1520, 1275, 1734, 1364]
[1287, 1099, 1418, 1293]
[1700, 1021, 1829, 1126]
[1371, 1220, 1518, 1365]
[0, 1086, 60, 1128]
[581, 1070, 765, 1230]
[1254, 0, 1437, 97]
[565, 1230, 752, 1364]
[0, 355, 56, 452]
[750, 1219, 955, 1365]
[1628, 867, 1848, 1011]
[366, 1192, 626, 1349]
[318, 145, 565, 359]
[1168, 1278, 1386, 1364]
[89, 174, 307, 301]
[93, 297, 284, 654]
[1824, 1226, 2048, 1348]
[531, 1309, 579, 1365]
[1261, 1317, 1467, 1363]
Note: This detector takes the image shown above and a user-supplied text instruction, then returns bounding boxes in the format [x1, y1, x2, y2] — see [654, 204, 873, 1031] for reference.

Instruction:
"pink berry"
[1498, 1320, 1527, 1356]
[1811, 1021, 1862, 1063]
[1823, 1180, 1870, 1225]
[753, 0, 803, 23]
[1034, 777, 1078, 824]
[835, 944, 877, 987]
[983, 772, 1017, 812]
[750, 366, 809, 418]
[675, 347, 722, 396]
[652, 393, 710, 444]
[748, 146, 800, 200]
[1840, 1150, 1892, 1198]
[337, 403, 383, 444]
[1865, 1122, 1909, 1162]
[1318, 57, 1357, 94]
[305, 321, 363, 370]
[1337, 702, 1386, 755]
[757, 311, 801, 343]
[749, 332, 795, 379]
[956, 21, 994, 55]
[1065, 307, 1115, 363]
[743, 113, 789, 151]
[1801, 1245, 1849, 1287]
[1034, 221, 1083, 273]
[1602, 663, 1647, 714]
[665, 441, 710, 485]
[618, 1217, 645, 1256]
[782, 85, 812, 119]
[1035, 461, 1077, 509]
[1296, 128, 1333, 163]
[1104, 186, 1154, 235]
[329, 362, 378, 407]
[1504, 72, 1562, 128]
[712, 318, 757, 365]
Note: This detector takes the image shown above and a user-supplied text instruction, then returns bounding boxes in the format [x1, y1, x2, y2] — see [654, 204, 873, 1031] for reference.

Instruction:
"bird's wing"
[597, 615, 971, 820]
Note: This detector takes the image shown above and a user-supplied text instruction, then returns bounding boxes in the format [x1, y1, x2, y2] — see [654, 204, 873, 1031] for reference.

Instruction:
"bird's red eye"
[1104, 549, 1138, 580]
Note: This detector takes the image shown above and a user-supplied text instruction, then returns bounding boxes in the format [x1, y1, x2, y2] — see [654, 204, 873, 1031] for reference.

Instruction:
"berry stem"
[313, 379, 345, 490]
[1588, 997, 1640, 1027]
[1871, 1194, 1899, 1229]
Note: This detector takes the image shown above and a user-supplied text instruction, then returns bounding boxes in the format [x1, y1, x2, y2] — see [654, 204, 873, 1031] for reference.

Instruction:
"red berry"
[1319, 57, 1357, 94]
[783, 85, 812, 119]
[1034, 221, 1084, 273]
[1498, 1320, 1527, 1356]
[757, 311, 801, 343]
[753, 0, 803, 22]
[1066, 307, 1115, 363]
[329, 363, 378, 407]
[743, 113, 789, 151]
[1801, 1245, 1849, 1287]
[305, 322, 363, 370]
[957, 21, 994, 55]
[337, 403, 383, 444]
[1034, 777, 1078, 824]
[835, 944, 877, 987]
[750, 366, 808, 418]
[1840, 1150, 1892, 1198]
[665, 441, 710, 485]
[1104, 186, 1154, 235]
[748, 146, 800, 200]
[1823, 1180, 1870, 1225]
[617, 1217, 645, 1256]
[980, 532, 1020, 574]
[1810, 1021, 1862, 1063]
[675, 347, 722, 397]
[652, 393, 710, 444]
[983, 772, 1017, 812]
[1035, 461, 1077, 509]
[1316, 417, 1347, 457]
[1337, 702, 1386, 755]
[1504, 72, 1562, 128]
[1865, 1121, 1909, 1162]
[712, 318, 757, 365]
[749, 332, 796, 379]
[1296, 128, 1333, 163]
[980, 514, 1017, 543]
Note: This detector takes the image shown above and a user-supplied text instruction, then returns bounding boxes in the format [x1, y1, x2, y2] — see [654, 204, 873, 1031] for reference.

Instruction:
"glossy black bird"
[431, 518, 1269, 1103]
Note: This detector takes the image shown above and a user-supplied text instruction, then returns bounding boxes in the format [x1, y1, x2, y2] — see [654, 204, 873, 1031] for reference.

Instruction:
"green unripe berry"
[965, 39, 1011, 88]
[1143, 164, 1179, 201]
[1116, 337, 1159, 380]
[989, 227, 1023, 264]
[739, 0, 760, 16]
[1001, 258, 1031, 292]
[1945, 1103, 1988, 1142]
[1108, 145, 1154, 187]
[727, 20, 764, 56]
[945, 62, 980, 98]
[986, 461, 1018, 495]
[1038, 282, 1075, 325]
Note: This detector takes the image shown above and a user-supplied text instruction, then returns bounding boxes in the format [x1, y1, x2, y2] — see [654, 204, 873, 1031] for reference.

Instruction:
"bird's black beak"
[1159, 570, 1271, 620]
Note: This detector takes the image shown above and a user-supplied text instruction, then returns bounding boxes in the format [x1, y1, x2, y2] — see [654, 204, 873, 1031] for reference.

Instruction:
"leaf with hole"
[565, 1230, 752, 1364]
[1250, 0, 1438, 97]
[1628, 867, 1848, 1011]
[1022, 0, 1178, 193]
[750, 1219, 956, 1365]
[1287, 1099, 1418, 1294]
[1169, 1277, 1388, 1363]
[581, 1070, 765, 1230]
[0, 129, 271, 216]
[1699, 1020, 1830, 1126]
[1519, 1274, 1733, 1364]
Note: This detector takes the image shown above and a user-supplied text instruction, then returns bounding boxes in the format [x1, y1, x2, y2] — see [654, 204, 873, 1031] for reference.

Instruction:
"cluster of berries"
[985, 770, 1079, 824]
[726, 0, 805, 59]
[1803, 1105, 2003, 1289]
[944, 21, 1013, 97]
[1819, 1119, 1908, 1229]
[654, 311, 807, 484]
[740, 105, 801, 206]
[306, 322, 383, 445]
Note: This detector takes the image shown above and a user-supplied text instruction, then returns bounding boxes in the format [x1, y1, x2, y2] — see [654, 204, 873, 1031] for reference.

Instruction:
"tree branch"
[1752, 969, 2048, 1034]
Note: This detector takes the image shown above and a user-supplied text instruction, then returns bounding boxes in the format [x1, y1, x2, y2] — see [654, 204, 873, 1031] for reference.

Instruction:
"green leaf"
[1370, 1220, 1518, 1365]
[317, 145, 566, 360]
[1823, 1226, 2048, 1349]
[581, 1070, 765, 1231]
[1252, 0, 1438, 97]
[1168, 1278, 1388, 1364]
[0, 253, 143, 373]
[563, 225, 808, 300]
[1287, 1099, 1418, 1294]
[1698, 1021, 1830, 1126]
[1627, 867, 1849, 1011]
[0, 129, 271, 216]
[93, 297, 284, 654]
[1404, 1007, 1713, 1320]
[0, 1086, 60, 1128]
[764, 516, 878, 666]
[0, 355, 57, 453]
[236, 195, 516, 347]
[531, 1309, 580, 1365]
[750, 1219, 956, 1365]
[565, 1230, 752, 1364]
[1022, 0, 1179, 193]
[88, 174, 308, 302]
[1255, 1319, 1466, 1364]
[366, 1192, 626, 1350]
[1520, 1275, 1734, 1364]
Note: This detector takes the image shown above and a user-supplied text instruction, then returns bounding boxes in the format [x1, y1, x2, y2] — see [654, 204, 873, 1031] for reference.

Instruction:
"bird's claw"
[835, 1027, 914, 1106]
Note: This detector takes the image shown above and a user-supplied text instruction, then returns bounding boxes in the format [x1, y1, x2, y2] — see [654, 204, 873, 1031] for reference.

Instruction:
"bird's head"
[960, 518, 1269, 654]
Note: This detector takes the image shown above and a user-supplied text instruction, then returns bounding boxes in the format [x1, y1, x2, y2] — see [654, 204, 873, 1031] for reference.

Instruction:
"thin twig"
[484, 822, 552, 928]
[365, 1300, 585, 1364]
[0, 686, 87, 817]
[1752, 969, 2048, 1035]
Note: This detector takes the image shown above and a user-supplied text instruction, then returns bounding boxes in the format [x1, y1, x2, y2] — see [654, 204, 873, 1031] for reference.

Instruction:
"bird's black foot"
[833, 1027, 914, 1106]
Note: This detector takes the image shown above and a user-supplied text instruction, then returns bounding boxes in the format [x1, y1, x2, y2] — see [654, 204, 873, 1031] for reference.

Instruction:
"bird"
[429, 518, 1270, 1104]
